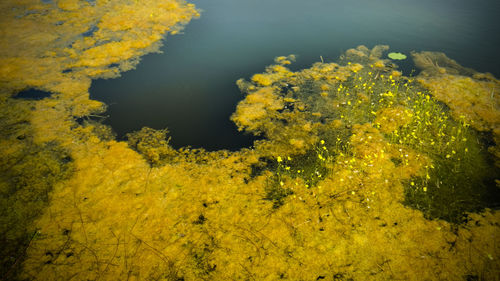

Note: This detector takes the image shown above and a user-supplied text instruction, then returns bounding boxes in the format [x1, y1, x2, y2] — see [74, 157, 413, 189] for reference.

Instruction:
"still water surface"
[89, 0, 500, 150]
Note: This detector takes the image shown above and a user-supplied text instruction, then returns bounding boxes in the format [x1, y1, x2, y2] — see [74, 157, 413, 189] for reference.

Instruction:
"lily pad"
[388, 52, 407, 60]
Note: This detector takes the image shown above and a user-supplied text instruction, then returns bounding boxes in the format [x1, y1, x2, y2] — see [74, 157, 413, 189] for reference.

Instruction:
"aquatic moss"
[233, 45, 498, 224]
[417, 74, 500, 132]
[2, 5, 499, 278]
[126, 127, 176, 166]
[0, 0, 200, 107]
[413, 50, 500, 172]
[0, 97, 73, 280]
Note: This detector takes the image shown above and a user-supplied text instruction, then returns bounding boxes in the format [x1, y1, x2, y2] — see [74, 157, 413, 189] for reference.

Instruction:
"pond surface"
[89, 0, 500, 150]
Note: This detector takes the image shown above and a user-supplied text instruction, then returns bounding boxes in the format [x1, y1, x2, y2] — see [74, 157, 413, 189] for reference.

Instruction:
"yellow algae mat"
[1, 1, 499, 280]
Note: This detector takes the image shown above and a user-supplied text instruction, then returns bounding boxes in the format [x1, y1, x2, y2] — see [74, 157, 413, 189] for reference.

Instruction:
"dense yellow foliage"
[16, 119, 500, 280]
[417, 69, 500, 133]
[0, 1, 498, 279]
[413, 51, 500, 167]
[0, 0, 199, 103]
[232, 87, 284, 132]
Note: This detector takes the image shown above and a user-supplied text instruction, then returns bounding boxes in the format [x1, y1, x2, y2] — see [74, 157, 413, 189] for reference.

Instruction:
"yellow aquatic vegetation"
[373, 60, 386, 68]
[412, 50, 477, 77]
[0, 96, 74, 279]
[126, 127, 177, 166]
[375, 106, 412, 133]
[57, 0, 80, 11]
[349, 123, 427, 182]
[232, 87, 284, 131]
[413, 50, 500, 167]
[234, 45, 497, 223]
[0, 0, 198, 278]
[417, 74, 500, 132]
[249, 62, 295, 87]
[232, 46, 401, 156]
[348, 62, 364, 73]
[0, 0, 199, 98]
[390, 70, 403, 78]
[250, 73, 274, 86]
[1, 7, 499, 278]
[491, 127, 500, 167]
[274, 54, 296, 65]
[344, 44, 389, 62]
[256, 131, 495, 280]
[20, 135, 268, 280]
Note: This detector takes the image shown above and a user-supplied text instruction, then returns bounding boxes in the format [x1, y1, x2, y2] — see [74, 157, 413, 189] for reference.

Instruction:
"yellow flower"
[277, 156, 283, 163]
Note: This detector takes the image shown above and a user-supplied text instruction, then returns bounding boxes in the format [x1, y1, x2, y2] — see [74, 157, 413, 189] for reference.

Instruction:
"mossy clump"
[126, 127, 177, 166]
[80, 119, 116, 142]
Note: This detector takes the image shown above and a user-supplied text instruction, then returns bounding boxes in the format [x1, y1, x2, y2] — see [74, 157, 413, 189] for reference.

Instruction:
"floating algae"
[0, 0, 200, 279]
[1, 1, 499, 278]
[0, 96, 74, 279]
[232, 45, 499, 224]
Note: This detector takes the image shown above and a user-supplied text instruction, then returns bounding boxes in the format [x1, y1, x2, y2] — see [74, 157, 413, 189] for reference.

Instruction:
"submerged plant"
[0, 98, 73, 279]
[233, 45, 499, 223]
[6, 44, 499, 280]
[126, 127, 176, 166]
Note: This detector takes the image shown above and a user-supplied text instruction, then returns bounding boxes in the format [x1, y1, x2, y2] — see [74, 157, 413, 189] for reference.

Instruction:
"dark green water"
[89, 0, 500, 150]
